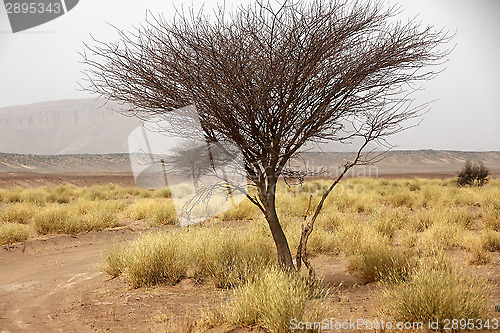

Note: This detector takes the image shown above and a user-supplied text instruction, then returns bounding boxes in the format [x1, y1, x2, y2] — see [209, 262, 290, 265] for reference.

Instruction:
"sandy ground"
[2, 222, 499, 333]
[1, 173, 500, 332]
[0, 172, 137, 188]
[0, 218, 382, 333]
[0, 222, 238, 333]
[1, 171, 491, 189]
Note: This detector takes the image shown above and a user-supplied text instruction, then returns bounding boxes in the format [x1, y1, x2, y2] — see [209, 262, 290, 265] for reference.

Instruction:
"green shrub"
[456, 160, 489, 187]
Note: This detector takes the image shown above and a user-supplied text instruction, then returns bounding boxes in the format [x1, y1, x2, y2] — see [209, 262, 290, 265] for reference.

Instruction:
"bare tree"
[82, 0, 451, 271]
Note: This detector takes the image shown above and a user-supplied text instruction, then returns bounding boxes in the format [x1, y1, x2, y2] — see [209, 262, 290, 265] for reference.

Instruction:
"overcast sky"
[0, 0, 499, 151]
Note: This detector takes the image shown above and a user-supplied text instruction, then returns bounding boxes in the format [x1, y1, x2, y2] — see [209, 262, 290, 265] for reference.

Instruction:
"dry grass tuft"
[380, 256, 490, 330]
[202, 267, 332, 333]
[347, 240, 415, 283]
[0, 223, 30, 245]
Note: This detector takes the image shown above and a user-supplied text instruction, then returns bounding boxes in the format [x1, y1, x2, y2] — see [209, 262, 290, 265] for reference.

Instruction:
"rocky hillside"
[0, 99, 141, 155]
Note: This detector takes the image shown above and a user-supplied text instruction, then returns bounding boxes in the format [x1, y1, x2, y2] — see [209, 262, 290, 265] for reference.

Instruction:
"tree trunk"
[264, 179, 295, 270]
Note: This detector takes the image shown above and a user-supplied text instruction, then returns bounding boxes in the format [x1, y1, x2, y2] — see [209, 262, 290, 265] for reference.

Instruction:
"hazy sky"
[0, 0, 499, 151]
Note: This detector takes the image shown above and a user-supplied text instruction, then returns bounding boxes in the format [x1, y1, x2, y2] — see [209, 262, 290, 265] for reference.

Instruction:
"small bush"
[78, 207, 119, 232]
[0, 223, 30, 245]
[206, 267, 330, 333]
[191, 227, 276, 288]
[33, 203, 119, 235]
[380, 257, 490, 330]
[121, 232, 188, 288]
[21, 189, 49, 206]
[33, 206, 77, 235]
[84, 187, 110, 201]
[125, 199, 178, 225]
[386, 191, 415, 208]
[307, 227, 341, 254]
[0, 203, 35, 224]
[103, 227, 275, 289]
[456, 160, 489, 187]
[416, 222, 464, 256]
[348, 241, 415, 283]
[220, 199, 258, 221]
[481, 229, 500, 252]
[153, 188, 172, 198]
[102, 243, 127, 277]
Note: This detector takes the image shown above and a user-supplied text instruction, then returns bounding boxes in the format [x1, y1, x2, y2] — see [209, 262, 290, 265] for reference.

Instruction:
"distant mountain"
[0, 153, 131, 173]
[0, 99, 141, 154]
[299, 150, 500, 176]
[1, 150, 499, 175]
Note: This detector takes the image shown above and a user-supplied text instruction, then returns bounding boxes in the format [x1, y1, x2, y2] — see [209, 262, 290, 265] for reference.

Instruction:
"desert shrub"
[191, 227, 276, 288]
[336, 220, 373, 255]
[208, 267, 331, 333]
[380, 257, 490, 330]
[125, 198, 178, 225]
[307, 227, 341, 254]
[153, 188, 172, 198]
[416, 185, 443, 208]
[348, 241, 415, 283]
[78, 207, 120, 232]
[0, 202, 35, 224]
[406, 210, 436, 232]
[33, 203, 119, 235]
[408, 180, 421, 192]
[114, 231, 188, 288]
[371, 208, 408, 238]
[277, 194, 316, 218]
[481, 229, 500, 252]
[220, 199, 258, 221]
[0, 223, 29, 245]
[386, 191, 415, 208]
[456, 160, 489, 187]
[415, 222, 464, 256]
[84, 186, 110, 201]
[102, 243, 127, 277]
[483, 202, 500, 230]
[103, 227, 275, 289]
[447, 208, 478, 229]
[21, 188, 49, 206]
[45, 192, 71, 204]
[149, 203, 178, 226]
[33, 205, 77, 234]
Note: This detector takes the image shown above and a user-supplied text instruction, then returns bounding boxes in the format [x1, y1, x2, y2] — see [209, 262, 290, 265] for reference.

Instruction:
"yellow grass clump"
[380, 256, 490, 330]
[0, 222, 29, 245]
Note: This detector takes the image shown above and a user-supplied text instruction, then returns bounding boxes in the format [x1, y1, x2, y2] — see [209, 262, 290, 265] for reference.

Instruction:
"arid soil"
[0, 218, 386, 333]
[0, 172, 137, 188]
[2, 221, 500, 333]
[0, 221, 233, 333]
[0, 171, 477, 189]
[1, 173, 500, 332]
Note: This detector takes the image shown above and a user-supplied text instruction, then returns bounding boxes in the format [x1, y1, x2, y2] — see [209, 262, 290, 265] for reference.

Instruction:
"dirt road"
[0, 223, 233, 333]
